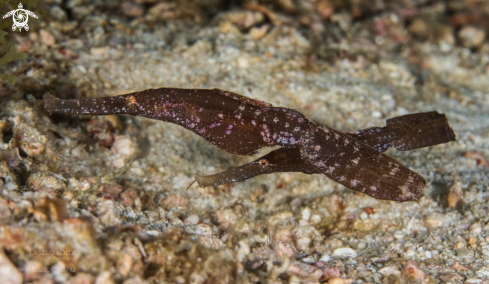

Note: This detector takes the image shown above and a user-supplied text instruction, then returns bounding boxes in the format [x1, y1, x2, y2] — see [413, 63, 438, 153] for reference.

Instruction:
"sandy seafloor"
[1, 1, 489, 283]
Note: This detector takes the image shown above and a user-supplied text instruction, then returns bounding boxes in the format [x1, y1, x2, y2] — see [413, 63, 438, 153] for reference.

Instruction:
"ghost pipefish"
[43, 88, 455, 202]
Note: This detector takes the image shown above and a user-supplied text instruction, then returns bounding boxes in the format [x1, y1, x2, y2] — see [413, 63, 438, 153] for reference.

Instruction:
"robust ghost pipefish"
[43, 88, 455, 202]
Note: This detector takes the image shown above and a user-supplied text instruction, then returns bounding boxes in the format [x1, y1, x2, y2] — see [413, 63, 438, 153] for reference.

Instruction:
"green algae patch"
[0, 0, 40, 85]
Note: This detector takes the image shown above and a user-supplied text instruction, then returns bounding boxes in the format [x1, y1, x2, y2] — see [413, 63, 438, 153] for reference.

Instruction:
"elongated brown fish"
[43, 88, 455, 202]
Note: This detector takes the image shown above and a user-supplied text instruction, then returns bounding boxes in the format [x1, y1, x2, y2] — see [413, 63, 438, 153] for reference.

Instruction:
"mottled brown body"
[44, 88, 311, 155]
[43, 88, 456, 202]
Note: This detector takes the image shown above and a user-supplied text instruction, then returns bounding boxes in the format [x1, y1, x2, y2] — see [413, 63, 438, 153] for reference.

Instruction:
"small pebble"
[250, 25, 269, 40]
[470, 222, 482, 234]
[458, 26, 486, 48]
[447, 192, 463, 208]
[26, 172, 66, 195]
[378, 266, 401, 277]
[403, 260, 426, 281]
[319, 254, 330, 262]
[371, 111, 382, 118]
[408, 18, 428, 39]
[121, 2, 144, 17]
[393, 231, 405, 240]
[226, 11, 264, 30]
[321, 267, 342, 281]
[184, 214, 199, 225]
[327, 277, 353, 284]
[456, 247, 474, 258]
[40, 29, 55, 46]
[317, 0, 334, 19]
[287, 263, 323, 281]
[216, 208, 237, 230]
[359, 211, 368, 220]
[332, 247, 358, 258]
[198, 236, 224, 250]
[424, 213, 444, 229]
[161, 194, 189, 209]
[310, 214, 322, 224]
[111, 135, 136, 157]
[18, 124, 46, 156]
[301, 207, 311, 221]
[302, 255, 317, 264]
[274, 226, 293, 242]
[453, 261, 469, 271]
[465, 279, 483, 284]
[455, 241, 465, 249]
[237, 57, 249, 68]
[290, 197, 302, 207]
[94, 271, 113, 284]
[296, 237, 312, 251]
[476, 267, 489, 277]
[90, 47, 108, 56]
[148, 2, 178, 21]
[193, 224, 213, 236]
[119, 190, 137, 207]
[50, 5, 68, 21]
[275, 242, 295, 258]
[356, 242, 366, 250]
[175, 276, 185, 284]
[5, 182, 17, 191]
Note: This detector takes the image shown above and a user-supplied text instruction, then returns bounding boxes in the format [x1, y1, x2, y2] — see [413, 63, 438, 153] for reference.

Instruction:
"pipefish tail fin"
[349, 111, 456, 152]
